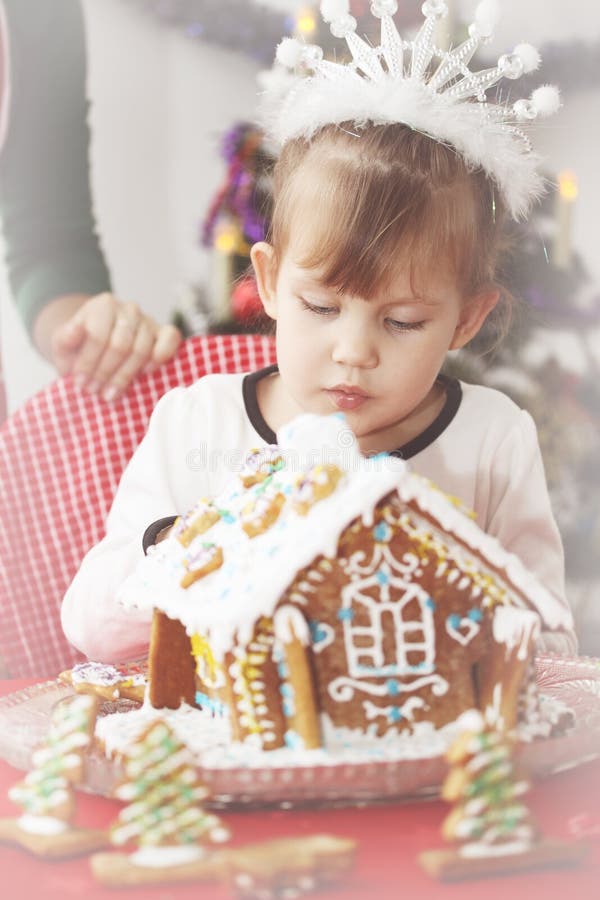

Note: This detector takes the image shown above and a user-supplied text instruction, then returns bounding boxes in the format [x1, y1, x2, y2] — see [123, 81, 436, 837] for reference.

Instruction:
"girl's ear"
[450, 289, 500, 350]
[250, 242, 278, 319]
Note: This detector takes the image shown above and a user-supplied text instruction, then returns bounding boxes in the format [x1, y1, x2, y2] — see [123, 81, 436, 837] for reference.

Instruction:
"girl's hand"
[48, 293, 182, 401]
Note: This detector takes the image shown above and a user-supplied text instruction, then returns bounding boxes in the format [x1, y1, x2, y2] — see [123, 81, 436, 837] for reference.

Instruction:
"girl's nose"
[331, 318, 378, 369]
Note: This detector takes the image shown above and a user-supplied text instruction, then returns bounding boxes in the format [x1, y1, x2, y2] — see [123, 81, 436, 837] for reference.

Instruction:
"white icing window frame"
[340, 567, 435, 678]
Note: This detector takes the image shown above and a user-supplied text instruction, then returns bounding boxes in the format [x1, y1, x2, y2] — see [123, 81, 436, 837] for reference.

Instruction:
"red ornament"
[231, 276, 265, 324]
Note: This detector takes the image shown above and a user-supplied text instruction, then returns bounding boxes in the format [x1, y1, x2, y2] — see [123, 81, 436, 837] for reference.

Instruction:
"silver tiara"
[258, 1, 561, 219]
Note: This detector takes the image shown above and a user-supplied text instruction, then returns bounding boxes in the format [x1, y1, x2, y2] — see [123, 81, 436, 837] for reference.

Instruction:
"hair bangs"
[271, 123, 506, 301]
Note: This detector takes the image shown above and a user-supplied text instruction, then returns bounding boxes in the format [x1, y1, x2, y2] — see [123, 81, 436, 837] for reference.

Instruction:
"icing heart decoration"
[445, 610, 482, 646]
[309, 619, 335, 654]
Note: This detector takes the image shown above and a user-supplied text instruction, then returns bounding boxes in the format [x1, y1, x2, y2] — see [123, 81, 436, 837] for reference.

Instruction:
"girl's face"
[251, 242, 497, 455]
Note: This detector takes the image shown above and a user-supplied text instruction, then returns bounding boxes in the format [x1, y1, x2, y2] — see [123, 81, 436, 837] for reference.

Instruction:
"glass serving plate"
[1, 655, 599, 809]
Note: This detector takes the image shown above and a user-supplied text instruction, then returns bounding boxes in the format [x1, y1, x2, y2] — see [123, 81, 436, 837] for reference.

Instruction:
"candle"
[553, 170, 578, 270]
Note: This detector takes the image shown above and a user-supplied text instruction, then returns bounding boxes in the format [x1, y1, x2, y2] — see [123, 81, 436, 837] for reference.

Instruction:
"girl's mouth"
[326, 386, 370, 411]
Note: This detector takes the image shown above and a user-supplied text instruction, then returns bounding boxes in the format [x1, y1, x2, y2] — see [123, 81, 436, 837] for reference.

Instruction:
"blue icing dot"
[468, 607, 483, 622]
[386, 679, 399, 697]
[280, 683, 294, 698]
[284, 730, 305, 750]
[309, 620, 328, 644]
[447, 613, 461, 629]
[388, 707, 403, 723]
[373, 522, 391, 543]
[376, 569, 389, 585]
[282, 700, 295, 717]
[277, 661, 289, 679]
[337, 607, 354, 622]
[218, 510, 235, 524]
[426, 597, 436, 611]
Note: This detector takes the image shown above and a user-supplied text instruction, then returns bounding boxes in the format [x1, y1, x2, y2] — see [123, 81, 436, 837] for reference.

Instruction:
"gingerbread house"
[117, 415, 573, 752]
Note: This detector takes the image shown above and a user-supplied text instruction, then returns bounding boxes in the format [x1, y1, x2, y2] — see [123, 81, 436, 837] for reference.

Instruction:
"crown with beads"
[259, 0, 561, 219]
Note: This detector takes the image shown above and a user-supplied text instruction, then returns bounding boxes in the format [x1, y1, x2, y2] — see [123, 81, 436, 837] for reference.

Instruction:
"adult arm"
[0, 0, 111, 332]
[0, 0, 180, 397]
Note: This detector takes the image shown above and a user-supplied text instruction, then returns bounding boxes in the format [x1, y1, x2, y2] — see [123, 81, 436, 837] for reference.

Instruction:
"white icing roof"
[117, 414, 573, 656]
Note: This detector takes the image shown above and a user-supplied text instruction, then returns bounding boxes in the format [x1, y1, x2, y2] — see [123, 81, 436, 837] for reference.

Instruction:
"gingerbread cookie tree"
[91, 719, 230, 886]
[0, 694, 108, 858]
[420, 711, 586, 880]
[440, 714, 536, 852]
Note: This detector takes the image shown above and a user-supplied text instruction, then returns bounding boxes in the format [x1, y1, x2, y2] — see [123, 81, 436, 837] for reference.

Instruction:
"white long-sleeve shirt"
[61, 368, 576, 661]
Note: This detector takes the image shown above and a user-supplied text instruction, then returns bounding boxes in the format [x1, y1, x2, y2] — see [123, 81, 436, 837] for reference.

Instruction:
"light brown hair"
[269, 123, 510, 308]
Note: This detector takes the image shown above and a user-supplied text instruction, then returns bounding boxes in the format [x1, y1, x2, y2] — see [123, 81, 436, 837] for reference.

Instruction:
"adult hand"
[35, 292, 182, 401]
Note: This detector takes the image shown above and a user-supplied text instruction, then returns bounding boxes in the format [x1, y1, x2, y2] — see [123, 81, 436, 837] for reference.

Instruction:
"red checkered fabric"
[0, 334, 276, 678]
[0, 349, 7, 427]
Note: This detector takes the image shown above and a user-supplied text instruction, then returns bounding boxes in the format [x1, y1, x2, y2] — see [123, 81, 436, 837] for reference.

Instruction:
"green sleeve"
[0, 0, 111, 336]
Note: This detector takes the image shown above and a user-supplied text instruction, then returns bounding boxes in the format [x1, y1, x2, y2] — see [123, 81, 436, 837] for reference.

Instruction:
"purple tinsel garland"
[202, 123, 270, 248]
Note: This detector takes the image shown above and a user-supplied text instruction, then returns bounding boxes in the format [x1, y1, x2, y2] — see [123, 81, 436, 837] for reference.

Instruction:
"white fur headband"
[258, 1, 561, 220]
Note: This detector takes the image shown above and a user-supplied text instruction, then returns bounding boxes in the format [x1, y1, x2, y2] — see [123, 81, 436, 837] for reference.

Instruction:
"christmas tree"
[419, 710, 586, 879]
[8, 694, 97, 823]
[110, 719, 229, 853]
[90, 718, 230, 884]
[0, 694, 107, 858]
[196, 122, 274, 334]
[440, 714, 535, 854]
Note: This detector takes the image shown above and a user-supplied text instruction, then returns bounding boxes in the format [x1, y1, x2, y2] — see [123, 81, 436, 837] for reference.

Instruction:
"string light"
[295, 7, 318, 37]
[215, 225, 239, 254]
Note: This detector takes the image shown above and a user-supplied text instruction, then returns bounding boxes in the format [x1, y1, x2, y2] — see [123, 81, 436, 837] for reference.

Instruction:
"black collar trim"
[242, 365, 461, 460]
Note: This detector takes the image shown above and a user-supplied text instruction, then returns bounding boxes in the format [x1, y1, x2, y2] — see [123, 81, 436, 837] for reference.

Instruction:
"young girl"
[62, 1, 576, 660]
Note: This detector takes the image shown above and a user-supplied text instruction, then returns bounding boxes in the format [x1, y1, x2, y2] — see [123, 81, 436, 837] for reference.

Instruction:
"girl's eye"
[301, 299, 338, 316]
[385, 318, 426, 333]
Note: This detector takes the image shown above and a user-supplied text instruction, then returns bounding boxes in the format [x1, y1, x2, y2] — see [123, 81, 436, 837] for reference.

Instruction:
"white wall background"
[1, 0, 600, 410]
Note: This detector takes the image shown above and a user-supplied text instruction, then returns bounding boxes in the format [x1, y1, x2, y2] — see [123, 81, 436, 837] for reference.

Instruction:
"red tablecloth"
[0, 680, 599, 900]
